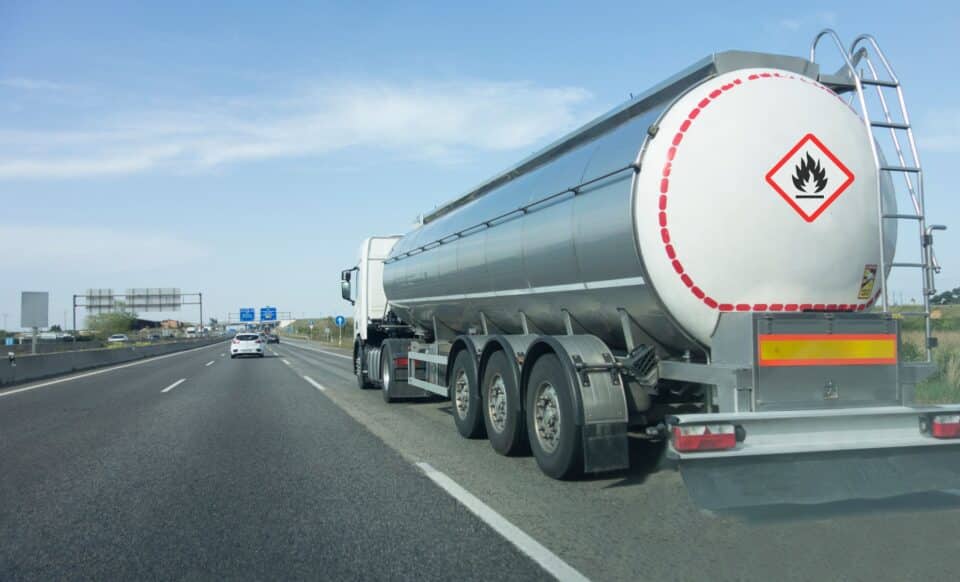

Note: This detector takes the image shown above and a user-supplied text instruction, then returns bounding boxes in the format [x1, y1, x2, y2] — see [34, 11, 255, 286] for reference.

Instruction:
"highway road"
[3, 337, 960, 581]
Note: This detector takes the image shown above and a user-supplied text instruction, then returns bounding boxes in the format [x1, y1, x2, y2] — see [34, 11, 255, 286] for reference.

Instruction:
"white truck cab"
[341, 236, 401, 342]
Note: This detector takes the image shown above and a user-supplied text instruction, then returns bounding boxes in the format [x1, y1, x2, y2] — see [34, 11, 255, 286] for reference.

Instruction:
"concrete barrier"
[1, 338, 227, 388]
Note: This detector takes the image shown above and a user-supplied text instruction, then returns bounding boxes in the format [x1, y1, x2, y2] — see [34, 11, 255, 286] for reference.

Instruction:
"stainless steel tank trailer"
[340, 30, 959, 509]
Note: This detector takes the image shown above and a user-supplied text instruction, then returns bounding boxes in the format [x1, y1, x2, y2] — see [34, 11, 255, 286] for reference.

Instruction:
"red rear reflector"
[394, 357, 409, 368]
[672, 424, 737, 452]
[932, 414, 960, 439]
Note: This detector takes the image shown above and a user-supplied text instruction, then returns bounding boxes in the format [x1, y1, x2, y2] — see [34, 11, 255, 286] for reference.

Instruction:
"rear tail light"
[931, 414, 960, 439]
[232, 339, 239, 344]
[394, 357, 409, 368]
[255, 339, 262, 344]
[672, 424, 737, 452]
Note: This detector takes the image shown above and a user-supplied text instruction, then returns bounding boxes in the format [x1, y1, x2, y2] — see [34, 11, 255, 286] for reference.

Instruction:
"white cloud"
[0, 80, 593, 180]
[0, 77, 70, 91]
[778, 18, 802, 31]
[0, 226, 211, 273]
[773, 11, 837, 32]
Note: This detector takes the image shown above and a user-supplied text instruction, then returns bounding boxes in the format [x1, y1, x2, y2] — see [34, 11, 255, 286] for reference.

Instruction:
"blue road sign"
[4, 337, 13, 347]
[260, 306, 277, 322]
[239, 308, 255, 322]
[335, 315, 346, 328]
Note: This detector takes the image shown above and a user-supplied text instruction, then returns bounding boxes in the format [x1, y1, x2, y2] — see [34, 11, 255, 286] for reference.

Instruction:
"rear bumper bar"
[667, 404, 960, 459]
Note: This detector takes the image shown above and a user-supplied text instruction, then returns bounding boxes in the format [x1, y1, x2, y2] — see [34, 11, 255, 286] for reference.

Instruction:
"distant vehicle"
[148, 334, 161, 341]
[231, 333, 265, 358]
[106, 334, 129, 343]
[266, 333, 280, 344]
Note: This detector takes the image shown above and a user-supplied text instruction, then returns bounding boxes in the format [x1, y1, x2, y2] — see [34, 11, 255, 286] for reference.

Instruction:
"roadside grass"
[283, 333, 350, 350]
[902, 325, 960, 404]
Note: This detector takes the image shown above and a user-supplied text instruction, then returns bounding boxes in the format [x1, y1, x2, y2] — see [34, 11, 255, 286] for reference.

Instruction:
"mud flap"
[681, 445, 960, 510]
[582, 422, 629, 473]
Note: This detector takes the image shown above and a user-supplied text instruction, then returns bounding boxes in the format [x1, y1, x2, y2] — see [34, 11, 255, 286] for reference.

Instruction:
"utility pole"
[1, 313, 7, 329]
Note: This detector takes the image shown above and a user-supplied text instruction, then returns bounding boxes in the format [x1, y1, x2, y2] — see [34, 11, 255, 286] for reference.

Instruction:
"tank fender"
[522, 335, 629, 473]
[478, 335, 538, 414]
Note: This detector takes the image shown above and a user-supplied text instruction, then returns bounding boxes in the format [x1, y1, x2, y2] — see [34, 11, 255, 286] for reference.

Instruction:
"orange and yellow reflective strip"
[757, 334, 898, 367]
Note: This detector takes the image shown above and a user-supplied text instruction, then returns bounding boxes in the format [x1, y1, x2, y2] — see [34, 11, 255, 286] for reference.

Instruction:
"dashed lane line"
[161, 378, 187, 393]
[0, 342, 224, 399]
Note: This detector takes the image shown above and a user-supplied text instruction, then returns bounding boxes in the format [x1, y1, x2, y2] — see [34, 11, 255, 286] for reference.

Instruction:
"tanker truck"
[340, 30, 960, 508]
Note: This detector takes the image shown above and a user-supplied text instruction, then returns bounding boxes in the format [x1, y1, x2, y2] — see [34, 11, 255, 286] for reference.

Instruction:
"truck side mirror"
[341, 269, 354, 304]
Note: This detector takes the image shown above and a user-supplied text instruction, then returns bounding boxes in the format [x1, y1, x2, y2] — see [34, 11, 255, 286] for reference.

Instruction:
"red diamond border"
[764, 133, 855, 223]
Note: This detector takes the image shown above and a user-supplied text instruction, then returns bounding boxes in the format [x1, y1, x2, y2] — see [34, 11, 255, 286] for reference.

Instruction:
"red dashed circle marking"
[657, 71, 875, 312]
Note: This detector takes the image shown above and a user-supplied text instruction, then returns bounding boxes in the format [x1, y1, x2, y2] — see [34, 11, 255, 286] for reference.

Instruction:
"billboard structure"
[21, 291, 49, 329]
[73, 289, 202, 332]
[125, 288, 182, 312]
[82, 288, 182, 314]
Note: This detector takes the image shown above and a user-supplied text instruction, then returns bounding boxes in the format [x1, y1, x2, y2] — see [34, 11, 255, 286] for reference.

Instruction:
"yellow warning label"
[858, 264, 878, 300]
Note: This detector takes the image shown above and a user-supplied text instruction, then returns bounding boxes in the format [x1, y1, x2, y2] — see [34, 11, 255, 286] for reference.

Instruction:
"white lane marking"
[303, 375, 327, 392]
[415, 462, 590, 582]
[220, 353, 225, 357]
[205, 360, 215, 367]
[284, 340, 352, 360]
[0, 342, 224, 399]
[161, 378, 187, 393]
[283, 359, 291, 365]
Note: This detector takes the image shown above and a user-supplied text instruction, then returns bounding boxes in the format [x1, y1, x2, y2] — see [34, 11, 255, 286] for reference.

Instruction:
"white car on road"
[106, 334, 129, 343]
[231, 333, 265, 358]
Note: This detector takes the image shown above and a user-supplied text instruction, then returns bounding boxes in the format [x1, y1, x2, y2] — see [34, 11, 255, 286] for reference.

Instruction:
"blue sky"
[1, 1, 958, 329]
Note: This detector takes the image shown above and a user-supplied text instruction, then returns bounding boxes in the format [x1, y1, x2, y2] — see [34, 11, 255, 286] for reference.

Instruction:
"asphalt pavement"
[3, 337, 960, 581]
[0, 341, 550, 581]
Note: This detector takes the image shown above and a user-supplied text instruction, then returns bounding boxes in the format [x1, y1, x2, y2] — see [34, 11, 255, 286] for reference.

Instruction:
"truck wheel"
[450, 350, 485, 439]
[355, 343, 373, 389]
[482, 350, 528, 455]
[525, 353, 582, 479]
[381, 342, 399, 403]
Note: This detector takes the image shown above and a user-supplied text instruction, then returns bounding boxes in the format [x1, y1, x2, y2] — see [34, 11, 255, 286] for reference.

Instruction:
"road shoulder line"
[415, 461, 590, 582]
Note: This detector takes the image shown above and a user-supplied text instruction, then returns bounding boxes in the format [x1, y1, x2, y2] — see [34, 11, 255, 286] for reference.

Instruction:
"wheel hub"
[533, 382, 561, 453]
[454, 369, 470, 419]
[487, 375, 508, 433]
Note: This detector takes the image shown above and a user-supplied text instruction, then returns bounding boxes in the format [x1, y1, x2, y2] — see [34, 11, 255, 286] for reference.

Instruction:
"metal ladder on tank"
[811, 29, 946, 361]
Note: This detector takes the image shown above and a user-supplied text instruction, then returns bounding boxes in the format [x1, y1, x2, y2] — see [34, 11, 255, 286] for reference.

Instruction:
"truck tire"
[381, 341, 399, 403]
[525, 353, 582, 479]
[450, 350, 485, 439]
[355, 342, 373, 389]
[482, 350, 528, 455]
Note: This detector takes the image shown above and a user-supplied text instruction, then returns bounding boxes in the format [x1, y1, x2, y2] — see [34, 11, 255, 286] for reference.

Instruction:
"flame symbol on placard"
[792, 152, 828, 194]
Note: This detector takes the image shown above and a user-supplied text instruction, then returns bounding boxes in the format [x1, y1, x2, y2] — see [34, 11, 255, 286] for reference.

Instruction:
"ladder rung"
[891, 262, 924, 268]
[882, 213, 922, 220]
[861, 78, 899, 88]
[880, 165, 921, 173]
[871, 121, 910, 130]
